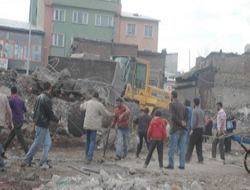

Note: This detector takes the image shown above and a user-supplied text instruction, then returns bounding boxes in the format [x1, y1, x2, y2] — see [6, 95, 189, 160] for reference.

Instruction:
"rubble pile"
[39, 171, 205, 190]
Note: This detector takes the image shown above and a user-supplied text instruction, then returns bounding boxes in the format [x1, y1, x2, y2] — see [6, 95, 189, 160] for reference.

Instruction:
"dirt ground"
[0, 141, 249, 190]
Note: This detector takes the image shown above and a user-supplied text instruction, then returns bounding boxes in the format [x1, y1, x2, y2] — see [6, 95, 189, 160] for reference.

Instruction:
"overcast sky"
[0, 0, 250, 71]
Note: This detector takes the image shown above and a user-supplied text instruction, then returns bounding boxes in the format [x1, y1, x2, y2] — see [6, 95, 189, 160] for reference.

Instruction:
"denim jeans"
[25, 127, 51, 165]
[116, 127, 129, 158]
[85, 130, 97, 161]
[168, 130, 187, 168]
[0, 144, 4, 167]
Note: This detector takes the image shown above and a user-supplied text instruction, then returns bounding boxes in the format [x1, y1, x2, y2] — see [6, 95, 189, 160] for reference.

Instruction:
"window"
[32, 45, 41, 62]
[53, 9, 66, 22]
[95, 15, 114, 27]
[72, 11, 88, 24]
[135, 63, 147, 89]
[52, 33, 65, 47]
[144, 25, 153, 38]
[127, 24, 136, 36]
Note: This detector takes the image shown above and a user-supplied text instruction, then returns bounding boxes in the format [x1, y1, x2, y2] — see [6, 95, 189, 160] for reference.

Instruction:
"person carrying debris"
[21, 82, 59, 168]
[80, 92, 113, 164]
[166, 90, 187, 170]
[0, 92, 13, 171]
[185, 98, 205, 164]
[134, 107, 152, 158]
[144, 110, 167, 168]
[211, 102, 227, 164]
[3, 86, 28, 157]
[112, 98, 130, 160]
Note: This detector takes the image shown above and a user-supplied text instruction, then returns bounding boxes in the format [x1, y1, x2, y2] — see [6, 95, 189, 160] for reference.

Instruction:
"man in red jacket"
[112, 98, 130, 160]
[144, 110, 167, 168]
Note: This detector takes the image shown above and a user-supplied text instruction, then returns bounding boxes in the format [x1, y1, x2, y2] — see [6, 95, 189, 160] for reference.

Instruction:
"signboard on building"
[0, 58, 8, 70]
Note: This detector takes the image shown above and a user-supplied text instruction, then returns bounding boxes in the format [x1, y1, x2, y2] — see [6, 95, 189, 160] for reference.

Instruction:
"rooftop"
[121, 12, 159, 22]
[0, 18, 44, 34]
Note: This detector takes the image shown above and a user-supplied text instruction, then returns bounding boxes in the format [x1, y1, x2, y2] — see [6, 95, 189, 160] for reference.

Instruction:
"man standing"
[22, 82, 59, 168]
[166, 91, 187, 170]
[212, 102, 227, 163]
[184, 100, 192, 147]
[134, 108, 152, 158]
[186, 98, 205, 163]
[0, 92, 13, 170]
[224, 114, 236, 153]
[112, 98, 130, 160]
[3, 86, 28, 155]
[80, 92, 113, 164]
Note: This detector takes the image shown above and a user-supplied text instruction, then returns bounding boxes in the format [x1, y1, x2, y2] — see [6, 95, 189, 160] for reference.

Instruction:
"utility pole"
[189, 49, 191, 70]
[26, 0, 33, 75]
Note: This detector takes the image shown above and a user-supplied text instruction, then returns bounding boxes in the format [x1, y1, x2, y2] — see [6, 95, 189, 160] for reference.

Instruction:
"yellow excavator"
[113, 56, 170, 113]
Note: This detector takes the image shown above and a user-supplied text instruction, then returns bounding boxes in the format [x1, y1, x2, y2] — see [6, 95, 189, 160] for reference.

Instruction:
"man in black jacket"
[22, 82, 59, 168]
[134, 108, 152, 158]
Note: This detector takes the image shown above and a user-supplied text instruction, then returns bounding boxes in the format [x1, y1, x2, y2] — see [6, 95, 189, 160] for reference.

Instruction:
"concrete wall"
[49, 56, 117, 83]
[71, 38, 138, 60]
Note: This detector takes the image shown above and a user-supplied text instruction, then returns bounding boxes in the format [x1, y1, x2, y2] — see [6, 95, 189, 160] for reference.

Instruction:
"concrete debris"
[190, 181, 203, 190]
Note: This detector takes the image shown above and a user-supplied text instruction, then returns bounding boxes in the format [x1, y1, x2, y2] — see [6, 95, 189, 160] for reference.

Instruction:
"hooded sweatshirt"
[147, 117, 167, 141]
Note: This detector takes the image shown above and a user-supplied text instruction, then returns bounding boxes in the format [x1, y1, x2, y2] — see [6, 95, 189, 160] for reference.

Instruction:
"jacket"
[32, 92, 58, 128]
[9, 95, 27, 124]
[147, 117, 167, 141]
[80, 98, 113, 131]
[112, 104, 130, 128]
[0, 93, 12, 128]
[134, 113, 152, 134]
[170, 99, 187, 134]
[192, 107, 205, 129]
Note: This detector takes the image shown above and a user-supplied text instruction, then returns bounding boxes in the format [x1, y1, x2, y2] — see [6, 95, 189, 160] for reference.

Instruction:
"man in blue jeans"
[112, 98, 130, 160]
[21, 82, 59, 168]
[80, 92, 113, 164]
[166, 91, 187, 170]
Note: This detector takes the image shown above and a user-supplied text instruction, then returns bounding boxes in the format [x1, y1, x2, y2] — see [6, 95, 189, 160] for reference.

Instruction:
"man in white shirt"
[80, 92, 113, 164]
[212, 102, 226, 163]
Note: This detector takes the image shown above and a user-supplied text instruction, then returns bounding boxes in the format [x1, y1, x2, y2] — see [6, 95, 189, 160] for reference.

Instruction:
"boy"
[144, 110, 167, 168]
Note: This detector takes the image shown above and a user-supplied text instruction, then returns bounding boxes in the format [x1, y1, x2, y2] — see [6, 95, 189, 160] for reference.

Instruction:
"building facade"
[0, 18, 44, 72]
[30, 0, 121, 64]
[116, 12, 159, 52]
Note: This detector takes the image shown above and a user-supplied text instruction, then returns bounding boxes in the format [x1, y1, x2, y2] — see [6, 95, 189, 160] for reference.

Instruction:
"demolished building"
[176, 51, 250, 121]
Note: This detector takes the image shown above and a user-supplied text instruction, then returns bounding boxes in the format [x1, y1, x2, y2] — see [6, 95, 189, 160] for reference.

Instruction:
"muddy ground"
[0, 140, 249, 190]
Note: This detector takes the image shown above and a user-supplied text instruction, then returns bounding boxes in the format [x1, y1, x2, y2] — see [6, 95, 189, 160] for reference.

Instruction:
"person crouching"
[144, 111, 167, 168]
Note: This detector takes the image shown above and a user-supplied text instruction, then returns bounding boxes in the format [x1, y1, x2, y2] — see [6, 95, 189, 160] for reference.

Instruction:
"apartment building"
[116, 12, 159, 52]
[30, 0, 121, 64]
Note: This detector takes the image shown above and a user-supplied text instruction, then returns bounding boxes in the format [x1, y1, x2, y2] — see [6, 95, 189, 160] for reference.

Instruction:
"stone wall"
[177, 52, 250, 113]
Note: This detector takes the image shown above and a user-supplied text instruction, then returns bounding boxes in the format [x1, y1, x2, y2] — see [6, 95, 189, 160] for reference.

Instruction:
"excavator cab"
[113, 56, 170, 113]
[113, 56, 149, 90]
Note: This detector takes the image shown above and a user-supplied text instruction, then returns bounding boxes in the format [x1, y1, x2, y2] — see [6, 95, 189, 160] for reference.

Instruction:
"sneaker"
[1, 152, 7, 159]
[21, 160, 31, 167]
[84, 159, 91, 165]
[115, 156, 121, 161]
[220, 159, 225, 165]
[178, 166, 185, 170]
[165, 165, 174, 170]
[39, 161, 52, 169]
[40, 163, 50, 170]
[0, 167, 5, 172]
